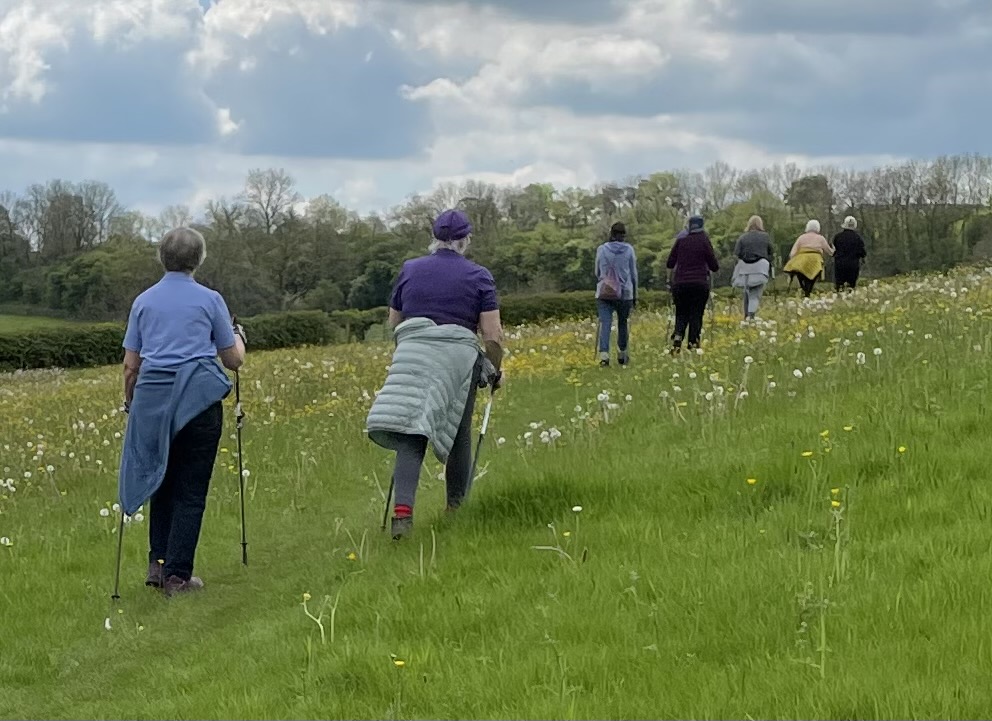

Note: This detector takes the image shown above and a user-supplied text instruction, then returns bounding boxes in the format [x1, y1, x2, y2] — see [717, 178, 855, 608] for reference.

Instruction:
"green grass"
[2, 269, 992, 719]
[0, 313, 73, 332]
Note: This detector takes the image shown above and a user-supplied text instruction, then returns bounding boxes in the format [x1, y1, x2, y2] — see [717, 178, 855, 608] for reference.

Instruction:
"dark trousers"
[391, 363, 481, 512]
[671, 283, 710, 347]
[834, 262, 860, 291]
[149, 402, 223, 580]
[793, 273, 817, 298]
[597, 298, 633, 358]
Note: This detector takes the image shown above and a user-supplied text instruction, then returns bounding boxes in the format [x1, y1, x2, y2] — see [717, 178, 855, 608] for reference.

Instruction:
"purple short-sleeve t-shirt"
[389, 250, 499, 333]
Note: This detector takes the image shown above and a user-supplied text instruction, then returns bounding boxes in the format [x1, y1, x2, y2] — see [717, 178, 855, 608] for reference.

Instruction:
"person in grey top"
[731, 215, 774, 320]
[594, 222, 638, 367]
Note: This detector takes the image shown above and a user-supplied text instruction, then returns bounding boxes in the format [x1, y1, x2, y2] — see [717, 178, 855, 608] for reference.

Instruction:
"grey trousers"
[743, 283, 766, 317]
[391, 364, 480, 512]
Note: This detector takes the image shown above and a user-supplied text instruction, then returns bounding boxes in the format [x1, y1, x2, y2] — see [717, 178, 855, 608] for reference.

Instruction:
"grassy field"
[0, 313, 73, 333]
[2, 268, 992, 719]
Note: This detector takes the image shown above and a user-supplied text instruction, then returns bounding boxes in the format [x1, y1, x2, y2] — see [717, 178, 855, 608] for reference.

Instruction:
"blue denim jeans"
[597, 299, 633, 358]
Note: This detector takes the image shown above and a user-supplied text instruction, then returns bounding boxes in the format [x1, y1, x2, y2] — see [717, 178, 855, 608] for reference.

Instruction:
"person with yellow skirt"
[784, 220, 834, 298]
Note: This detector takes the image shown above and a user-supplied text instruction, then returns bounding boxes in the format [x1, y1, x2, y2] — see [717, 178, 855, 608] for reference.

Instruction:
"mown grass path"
[2, 270, 992, 719]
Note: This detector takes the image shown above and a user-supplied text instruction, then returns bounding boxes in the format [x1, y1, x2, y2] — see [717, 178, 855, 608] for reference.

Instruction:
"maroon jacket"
[666, 231, 719, 287]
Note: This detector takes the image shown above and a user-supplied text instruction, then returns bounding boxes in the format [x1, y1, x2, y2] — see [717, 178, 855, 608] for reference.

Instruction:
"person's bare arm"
[479, 309, 504, 377]
[218, 336, 246, 371]
[123, 350, 142, 408]
[388, 308, 403, 329]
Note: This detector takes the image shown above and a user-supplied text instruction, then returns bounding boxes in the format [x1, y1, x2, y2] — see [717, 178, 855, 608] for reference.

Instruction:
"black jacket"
[832, 229, 866, 265]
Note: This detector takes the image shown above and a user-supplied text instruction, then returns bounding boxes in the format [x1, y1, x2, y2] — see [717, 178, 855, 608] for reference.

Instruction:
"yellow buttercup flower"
[393, 659, 406, 668]
[830, 488, 840, 496]
[302, 592, 311, 602]
[831, 500, 841, 508]
[898, 446, 907, 454]
[746, 478, 758, 486]
[801, 451, 814, 458]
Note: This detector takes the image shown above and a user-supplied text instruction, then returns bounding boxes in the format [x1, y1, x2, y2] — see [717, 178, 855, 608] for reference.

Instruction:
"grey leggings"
[392, 371, 480, 512]
[743, 283, 766, 317]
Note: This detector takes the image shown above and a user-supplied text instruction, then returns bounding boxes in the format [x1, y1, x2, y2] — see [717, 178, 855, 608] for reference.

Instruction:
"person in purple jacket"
[379, 209, 505, 538]
[665, 215, 719, 353]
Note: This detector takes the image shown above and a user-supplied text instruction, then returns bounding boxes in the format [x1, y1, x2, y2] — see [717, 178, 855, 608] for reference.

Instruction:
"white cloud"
[0, 4, 69, 106]
[216, 107, 240, 136]
[187, 0, 361, 74]
[0, 0, 983, 218]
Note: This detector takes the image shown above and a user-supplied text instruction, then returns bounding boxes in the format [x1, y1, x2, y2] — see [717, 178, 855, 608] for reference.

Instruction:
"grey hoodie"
[595, 239, 638, 301]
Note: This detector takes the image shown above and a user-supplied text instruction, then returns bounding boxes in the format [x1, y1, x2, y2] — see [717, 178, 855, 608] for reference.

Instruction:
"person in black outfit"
[832, 216, 867, 291]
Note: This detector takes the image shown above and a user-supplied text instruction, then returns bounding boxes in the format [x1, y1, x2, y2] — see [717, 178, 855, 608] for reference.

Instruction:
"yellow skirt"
[783, 250, 824, 281]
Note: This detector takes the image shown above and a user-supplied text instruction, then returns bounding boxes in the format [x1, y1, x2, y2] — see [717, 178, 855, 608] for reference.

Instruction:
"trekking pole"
[707, 273, 716, 342]
[381, 478, 394, 532]
[235, 369, 248, 566]
[104, 508, 124, 631]
[229, 316, 249, 566]
[466, 372, 501, 497]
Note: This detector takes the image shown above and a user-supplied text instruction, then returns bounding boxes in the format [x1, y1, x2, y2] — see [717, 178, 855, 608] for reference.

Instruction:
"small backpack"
[598, 265, 622, 300]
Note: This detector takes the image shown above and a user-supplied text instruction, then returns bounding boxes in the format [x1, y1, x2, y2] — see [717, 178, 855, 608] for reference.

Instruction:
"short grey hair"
[428, 235, 472, 256]
[159, 227, 207, 273]
[805, 219, 821, 234]
[842, 215, 857, 230]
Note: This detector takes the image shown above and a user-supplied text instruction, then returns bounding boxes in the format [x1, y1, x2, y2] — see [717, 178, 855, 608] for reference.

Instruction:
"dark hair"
[610, 222, 626, 238]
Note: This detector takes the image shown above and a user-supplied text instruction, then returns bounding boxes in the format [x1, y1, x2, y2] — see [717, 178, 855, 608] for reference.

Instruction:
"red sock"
[394, 504, 412, 518]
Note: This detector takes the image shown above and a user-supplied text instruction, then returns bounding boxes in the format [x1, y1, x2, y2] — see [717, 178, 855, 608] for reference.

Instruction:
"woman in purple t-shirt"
[375, 209, 505, 539]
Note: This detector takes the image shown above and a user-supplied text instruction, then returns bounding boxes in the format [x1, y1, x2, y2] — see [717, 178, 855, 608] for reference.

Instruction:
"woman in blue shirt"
[120, 227, 246, 596]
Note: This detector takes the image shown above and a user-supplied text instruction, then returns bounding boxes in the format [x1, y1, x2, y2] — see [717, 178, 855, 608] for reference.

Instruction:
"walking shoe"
[163, 575, 204, 597]
[618, 353, 629, 367]
[391, 515, 413, 540]
[599, 359, 610, 368]
[145, 561, 164, 588]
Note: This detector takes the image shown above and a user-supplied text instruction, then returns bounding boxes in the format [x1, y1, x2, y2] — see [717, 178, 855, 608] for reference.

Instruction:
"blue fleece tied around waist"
[118, 358, 232, 515]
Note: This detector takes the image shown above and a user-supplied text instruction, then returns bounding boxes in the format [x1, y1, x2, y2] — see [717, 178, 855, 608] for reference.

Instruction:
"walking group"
[594, 214, 868, 364]
[113, 207, 868, 598]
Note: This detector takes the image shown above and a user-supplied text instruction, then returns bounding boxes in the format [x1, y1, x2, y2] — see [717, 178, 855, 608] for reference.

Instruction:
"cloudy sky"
[1, 0, 989, 216]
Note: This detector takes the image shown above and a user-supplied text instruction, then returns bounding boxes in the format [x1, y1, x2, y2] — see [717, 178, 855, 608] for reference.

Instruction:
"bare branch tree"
[242, 168, 301, 234]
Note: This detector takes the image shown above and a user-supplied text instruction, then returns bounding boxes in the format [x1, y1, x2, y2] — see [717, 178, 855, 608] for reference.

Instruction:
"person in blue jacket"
[594, 222, 638, 367]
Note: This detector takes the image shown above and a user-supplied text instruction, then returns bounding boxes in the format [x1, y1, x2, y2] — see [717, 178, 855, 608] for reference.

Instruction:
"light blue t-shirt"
[123, 272, 237, 367]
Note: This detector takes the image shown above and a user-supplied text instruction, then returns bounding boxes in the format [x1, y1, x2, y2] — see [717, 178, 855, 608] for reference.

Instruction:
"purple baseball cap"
[432, 209, 473, 242]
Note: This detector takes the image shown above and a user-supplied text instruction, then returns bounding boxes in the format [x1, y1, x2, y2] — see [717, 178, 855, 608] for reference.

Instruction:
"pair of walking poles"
[110, 363, 249, 607]
[381, 372, 501, 531]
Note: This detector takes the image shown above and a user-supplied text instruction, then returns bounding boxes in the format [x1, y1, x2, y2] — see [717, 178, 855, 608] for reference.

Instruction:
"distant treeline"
[1, 155, 991, 321]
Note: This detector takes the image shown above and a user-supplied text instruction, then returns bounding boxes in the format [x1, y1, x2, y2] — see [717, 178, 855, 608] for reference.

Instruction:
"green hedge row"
[499, 290, 671, 325]
[0, 291, 690, 371]
[0, 307, 393, 372]
[0, 324, 127, 372]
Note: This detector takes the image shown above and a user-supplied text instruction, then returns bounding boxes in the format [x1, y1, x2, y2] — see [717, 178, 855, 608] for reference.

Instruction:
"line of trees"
[2, 156, 991, 321]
